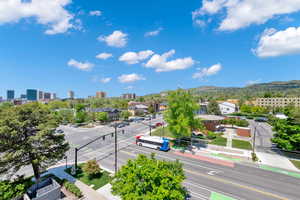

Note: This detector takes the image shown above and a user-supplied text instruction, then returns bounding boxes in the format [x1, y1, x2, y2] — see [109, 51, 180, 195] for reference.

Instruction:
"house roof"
[87, 108, 121, 113]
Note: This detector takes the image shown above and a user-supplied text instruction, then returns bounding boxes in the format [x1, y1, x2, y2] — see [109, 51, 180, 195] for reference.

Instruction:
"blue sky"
[1, 0, 300, 98]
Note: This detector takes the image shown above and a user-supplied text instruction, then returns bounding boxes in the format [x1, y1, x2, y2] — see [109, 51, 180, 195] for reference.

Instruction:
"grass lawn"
[232, 139, 252, 150]
[151, 126, 173, 138]
[290, 160, 300, 170]
[209, 136, 227, 146]
[65, 164, 110, 190]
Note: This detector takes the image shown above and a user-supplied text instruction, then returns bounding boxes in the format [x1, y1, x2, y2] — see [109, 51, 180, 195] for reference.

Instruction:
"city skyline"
[1, 0, 300, 98]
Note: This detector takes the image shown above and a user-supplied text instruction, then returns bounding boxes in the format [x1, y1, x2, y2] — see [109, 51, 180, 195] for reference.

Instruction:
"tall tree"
[164, 89, 200, 140]
[111, 154, 187, 200]
[120, 110, 132, 120]
[97, 112, 109, 122]
[207, 100, 221, 115]
[0, 103, 69, 180]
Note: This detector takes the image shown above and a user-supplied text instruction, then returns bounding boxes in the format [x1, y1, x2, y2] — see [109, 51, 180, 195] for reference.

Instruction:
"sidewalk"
[256, 152, 300, 172]
[45, 165, 108, 200]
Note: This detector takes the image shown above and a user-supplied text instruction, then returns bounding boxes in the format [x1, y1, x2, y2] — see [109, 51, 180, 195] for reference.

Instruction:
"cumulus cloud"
[100, 77, 112, 83]
[96, 52, 113, 60]
[89, 10, 102, 16]
[145, 27, 163, 37]
[254, 26, 300, 57]
[246, 79, 261, 86]
[144, 50, 195, 72]
[98, 30, 128, 47]
[193, 0, 300, 31]
[193, 63, 222, 79]
[119, 50, 154, 64]
[68, 59, 94, 71]
[118, 73, 145, 83]
[0, 0, 75, 35]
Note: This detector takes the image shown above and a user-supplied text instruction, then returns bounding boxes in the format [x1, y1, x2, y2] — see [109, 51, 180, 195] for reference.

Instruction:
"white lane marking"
[184, 181, 245, 200]
[189, 191, 209, 200]
[207, 171, 219, 176]
[124, 146, 222, 172]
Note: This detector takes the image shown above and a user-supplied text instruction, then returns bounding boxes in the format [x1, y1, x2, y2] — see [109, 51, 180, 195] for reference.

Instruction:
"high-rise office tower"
[26, 89, 38, 101]
[68, 91, 74, 99]
[7, 90, 15, 100]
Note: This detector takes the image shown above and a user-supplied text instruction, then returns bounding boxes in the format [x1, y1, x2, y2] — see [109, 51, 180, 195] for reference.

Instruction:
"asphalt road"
[7, 117, 300, 200]
[62, 117, 299, 200]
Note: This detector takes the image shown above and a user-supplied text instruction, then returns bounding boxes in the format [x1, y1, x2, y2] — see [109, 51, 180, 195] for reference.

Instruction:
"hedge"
[63, 181, 83, 198]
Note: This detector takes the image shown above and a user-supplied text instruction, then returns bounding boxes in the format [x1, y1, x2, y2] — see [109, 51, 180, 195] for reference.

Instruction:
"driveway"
[249, 120, 274, 152]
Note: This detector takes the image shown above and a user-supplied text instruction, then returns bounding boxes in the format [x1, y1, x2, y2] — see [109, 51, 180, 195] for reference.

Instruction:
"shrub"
[83, 160, 101, 178]
[63, 181, 83, 198]
[0, 177, 33, 200]
[251, 152, 258, 162]
[207, 131, 217, 139]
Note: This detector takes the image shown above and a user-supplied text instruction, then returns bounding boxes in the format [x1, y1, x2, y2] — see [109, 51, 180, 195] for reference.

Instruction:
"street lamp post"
[64, 156, 68, 170]
[149, 116, 152, 136]
[114, 124, 118, 174]
[253, 126, 257, 154]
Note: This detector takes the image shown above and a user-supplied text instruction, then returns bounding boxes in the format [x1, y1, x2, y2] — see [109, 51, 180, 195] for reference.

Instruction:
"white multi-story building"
[255, 97, 300, 107]
[218, 102, 236, 115]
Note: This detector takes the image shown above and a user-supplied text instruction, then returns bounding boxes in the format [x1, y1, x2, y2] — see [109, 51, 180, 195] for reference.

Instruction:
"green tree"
[75, 103, 86, 112]
[164, 89, 200, 141]
[97, 112, 109, 122]
[272, 119, 300, 151]
[111, 154, 187, 200]
[0, 102, 13, 112]
[83, 160, 101, 178]
[0, 103, 69, 180]
[240, 104, 252, 113]
[47, 100, 69, 110]
[121, 110, 132, 120]
[207, 100, 221, 115]
[75, 111, 88, 123]
[148, 104, 155, 114]
[55, 109, 75, 124]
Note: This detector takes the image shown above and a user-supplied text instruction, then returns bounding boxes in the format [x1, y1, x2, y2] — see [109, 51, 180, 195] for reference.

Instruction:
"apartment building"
[255, 97, 300, 107]
[96, 91, 106, 98]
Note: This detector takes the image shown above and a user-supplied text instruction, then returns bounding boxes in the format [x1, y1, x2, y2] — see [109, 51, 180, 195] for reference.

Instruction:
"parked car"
[156, 122, 163, 127]
[123, 121, 130, 126]
[255, 117, 268, 122]
[56, 129, 64, 133]
[117, 123, 126, 128]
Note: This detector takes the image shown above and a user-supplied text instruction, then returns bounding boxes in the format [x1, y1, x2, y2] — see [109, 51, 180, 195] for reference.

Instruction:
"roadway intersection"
[60, 119, 300, 200]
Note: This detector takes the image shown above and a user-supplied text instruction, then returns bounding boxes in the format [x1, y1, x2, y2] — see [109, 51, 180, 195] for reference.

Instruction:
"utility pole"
[114, 124, 118, 174]
[253, 126, 257, 154]
[75, 148, 78, 171]
[149, 116, 152, 136]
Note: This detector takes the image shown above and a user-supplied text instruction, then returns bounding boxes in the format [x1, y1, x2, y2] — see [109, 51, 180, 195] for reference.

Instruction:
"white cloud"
[144, 50, 195, 72]
[98, 30, 128, 47]
[118, 73, 145, 83]
[96, 53, 113, 60]
[145, 27, 163, 37]
[254, 27, 300, 57]
[193, 0, 300, 31]
[125, 86, 134, 90]
[100, 77, 112, 83]
[0, 0, 75, 35]
[119, 50, 154, 64]
[89, 10, 102, 16]
[193, 63, 222, 79]
[246, 79, 261, 86]
[68, 59, 94, 71]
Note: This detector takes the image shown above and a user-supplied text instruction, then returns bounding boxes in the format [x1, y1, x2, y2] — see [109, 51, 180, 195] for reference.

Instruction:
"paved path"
[46, 165, 107, 200]
[256, 152, 300, 172]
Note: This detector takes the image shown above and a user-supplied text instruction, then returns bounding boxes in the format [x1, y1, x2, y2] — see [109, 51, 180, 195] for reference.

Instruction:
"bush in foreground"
[83, 160, 102, 178]
[111, 154, 187, 200]
[63, 181, 83, 198]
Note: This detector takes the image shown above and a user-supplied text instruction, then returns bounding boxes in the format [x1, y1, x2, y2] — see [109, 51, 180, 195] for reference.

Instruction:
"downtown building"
[96, 91, 106, 98]
[255, 97, 300, 107]
[122, 93, 136, 99]
[7, 90, 15, 100]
